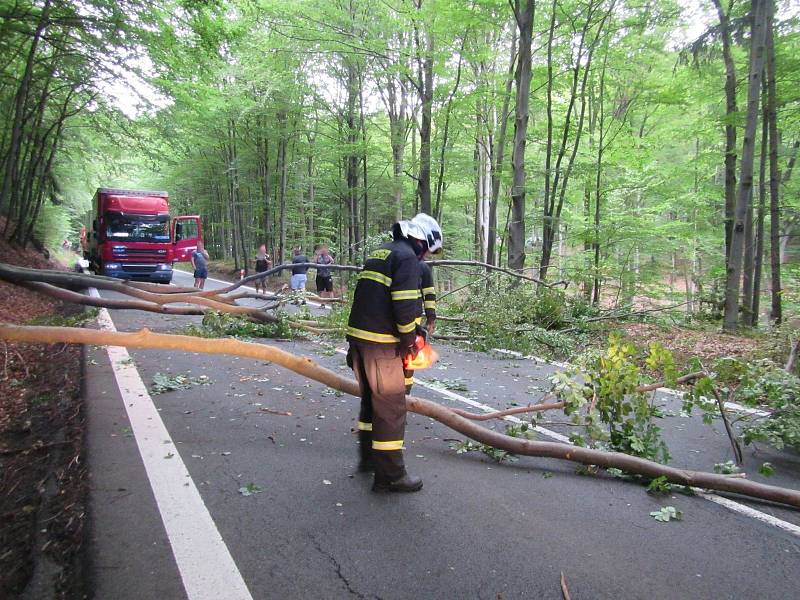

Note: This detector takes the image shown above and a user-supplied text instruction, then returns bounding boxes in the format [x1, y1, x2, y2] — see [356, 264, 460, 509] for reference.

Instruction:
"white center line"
[89, 288, 253, 600]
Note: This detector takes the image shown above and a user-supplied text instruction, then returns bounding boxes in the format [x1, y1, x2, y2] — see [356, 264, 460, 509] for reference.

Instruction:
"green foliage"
[151, 372, 211, 394]
[450, 421, 535, 464]
[690, 357, 800, 452]
[649, 506, 682, 523]
[552, 335, 677, 464]
[183, 311, 293, 339]
[450, 440, 514, 464]
[426, 377, 470, 392]
[319, 297, 351, 336]
[451, 284, 595, 358]
[238, 483, 264, 497]
[646, 476, 673, 495]
[713, 461, 740, 475]
[758, 462, 775, 477]
[29, 308, 99, 328]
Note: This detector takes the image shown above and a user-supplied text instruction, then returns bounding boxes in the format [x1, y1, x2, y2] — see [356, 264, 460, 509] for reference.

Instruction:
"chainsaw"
[403, 332, 439, 370]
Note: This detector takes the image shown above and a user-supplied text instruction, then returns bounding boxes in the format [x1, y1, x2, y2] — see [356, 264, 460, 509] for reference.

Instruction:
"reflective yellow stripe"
[422, 286, 435, 295]
[359, 270, 392, 286]
[404, 376, 414, 385]
[415, 316, 423, 324]
[424, 301, 436, 310]
[358, 421, 373, 431]
[391, 289, 421, 300]
[372, 440, 404, 451]
[346, 326, 399, 343]
[397, 320, 416, 333]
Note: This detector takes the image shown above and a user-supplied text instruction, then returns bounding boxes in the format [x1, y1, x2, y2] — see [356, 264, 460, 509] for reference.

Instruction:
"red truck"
[82, 188, 202, 284]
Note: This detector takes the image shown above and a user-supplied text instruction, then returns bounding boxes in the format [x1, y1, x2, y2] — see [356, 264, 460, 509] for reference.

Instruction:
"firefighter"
[346, 213, 443, 493]
[403, 260, 436, 394]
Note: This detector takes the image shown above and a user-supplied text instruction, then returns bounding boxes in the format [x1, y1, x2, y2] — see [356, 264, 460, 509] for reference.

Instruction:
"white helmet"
[397, 213, 443, 253]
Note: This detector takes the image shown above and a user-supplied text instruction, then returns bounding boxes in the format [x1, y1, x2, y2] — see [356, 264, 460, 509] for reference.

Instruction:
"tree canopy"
[1, 0, 799, 327]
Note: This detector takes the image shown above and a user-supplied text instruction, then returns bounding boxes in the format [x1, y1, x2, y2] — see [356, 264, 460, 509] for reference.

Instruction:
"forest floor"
[0, 231, 87, 600]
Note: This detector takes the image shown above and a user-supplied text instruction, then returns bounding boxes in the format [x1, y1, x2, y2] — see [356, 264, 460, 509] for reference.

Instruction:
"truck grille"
[113, 248, 167, 261]
[121, 264, 158, 273]
[121, 248, 167, 255]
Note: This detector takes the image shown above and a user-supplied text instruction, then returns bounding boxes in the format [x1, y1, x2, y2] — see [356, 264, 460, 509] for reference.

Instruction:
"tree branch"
[1, 323, 798, 510]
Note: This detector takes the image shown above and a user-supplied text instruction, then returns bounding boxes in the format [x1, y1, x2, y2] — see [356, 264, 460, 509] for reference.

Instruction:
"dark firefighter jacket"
[347, 239, 422, 349]
[419, 261, 436, 323]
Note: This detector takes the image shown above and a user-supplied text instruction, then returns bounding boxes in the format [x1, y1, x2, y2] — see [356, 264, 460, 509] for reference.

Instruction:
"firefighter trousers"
[349, 341, 407, 482]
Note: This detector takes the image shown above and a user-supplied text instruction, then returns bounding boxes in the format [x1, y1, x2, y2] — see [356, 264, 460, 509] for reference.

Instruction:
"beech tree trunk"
[723, 0, 768, 332]
[711, 0, 738, 266]
[751, 87, 768, 327]
[488, 26, 517, 267]
[507, 0, 535, 273]
[765, 0, 782, 324]
[415, 21, 434, 215]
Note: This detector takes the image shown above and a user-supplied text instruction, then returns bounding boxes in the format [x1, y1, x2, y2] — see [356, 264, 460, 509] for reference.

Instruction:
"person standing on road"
[346, 213, 443, 493]
[290, 247, 309, 301]
[404, 260, 437, 394]
[254, 244, 272, 294]
[191, 240, 210, 289]
[315, 245, 334, 300]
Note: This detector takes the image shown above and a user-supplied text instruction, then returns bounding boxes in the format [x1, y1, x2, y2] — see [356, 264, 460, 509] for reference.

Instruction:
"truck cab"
[84, 188, 201, 284]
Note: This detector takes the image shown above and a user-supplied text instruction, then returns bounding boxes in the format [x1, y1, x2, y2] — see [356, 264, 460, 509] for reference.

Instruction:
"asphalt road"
[82, 269, 800, 600]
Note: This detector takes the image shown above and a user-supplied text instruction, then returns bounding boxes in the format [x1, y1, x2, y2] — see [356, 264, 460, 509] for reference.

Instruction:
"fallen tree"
[0, 263, 322, 331]
[1, 322, 798, 510]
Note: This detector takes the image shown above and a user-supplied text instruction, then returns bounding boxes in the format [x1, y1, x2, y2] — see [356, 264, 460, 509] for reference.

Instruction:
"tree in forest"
[723, 0, 768, 332]
[507, 0, 535, 273]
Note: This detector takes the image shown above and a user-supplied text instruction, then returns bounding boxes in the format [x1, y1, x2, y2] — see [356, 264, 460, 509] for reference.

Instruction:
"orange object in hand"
[404, 335, 439, 370]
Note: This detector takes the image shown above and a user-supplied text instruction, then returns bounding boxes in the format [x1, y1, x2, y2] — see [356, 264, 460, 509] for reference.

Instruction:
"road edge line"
[88, 289, 254, 600]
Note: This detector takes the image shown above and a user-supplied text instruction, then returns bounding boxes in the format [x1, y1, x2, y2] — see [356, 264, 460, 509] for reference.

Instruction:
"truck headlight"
[157, 263, 172, 271]
[105, 262, 121, 270]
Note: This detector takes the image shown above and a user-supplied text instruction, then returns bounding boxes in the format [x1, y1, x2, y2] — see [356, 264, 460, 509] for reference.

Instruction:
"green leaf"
[758, 462, 775, 477]
[239, 483, 264, 497]
[650, 506, 683, 522]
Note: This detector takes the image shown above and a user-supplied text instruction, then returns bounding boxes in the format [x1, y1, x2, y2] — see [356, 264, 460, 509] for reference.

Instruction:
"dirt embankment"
[0, 232, 88, 600]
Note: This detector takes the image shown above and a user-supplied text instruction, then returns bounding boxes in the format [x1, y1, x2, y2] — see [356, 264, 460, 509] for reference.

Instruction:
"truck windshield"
[106, 213, 170, 242]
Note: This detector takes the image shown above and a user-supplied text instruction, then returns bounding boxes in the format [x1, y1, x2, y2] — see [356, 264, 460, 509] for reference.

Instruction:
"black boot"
[372, 472, 423, 493]
[357, 431, 374, 472]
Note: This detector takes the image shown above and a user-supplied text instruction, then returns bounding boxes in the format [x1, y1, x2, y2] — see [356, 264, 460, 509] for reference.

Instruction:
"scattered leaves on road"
[426, 377, 470, 392]
[239, 483, 264, 496]
[650, 506, 683, 522]
[713, 461, 740, 475]
[151, 372, 211, 394]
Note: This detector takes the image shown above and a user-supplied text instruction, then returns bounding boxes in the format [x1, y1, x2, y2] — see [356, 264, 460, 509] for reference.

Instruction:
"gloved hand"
[426, 317, 436, 335]
[400, 325, 428, 364]
[401, 338, 419, 364]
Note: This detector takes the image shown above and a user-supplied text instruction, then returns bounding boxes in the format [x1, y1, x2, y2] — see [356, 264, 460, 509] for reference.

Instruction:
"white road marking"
[694, 491, 800, 536]
[335, 346, 799, 536]
[88, 288, 253, 600]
